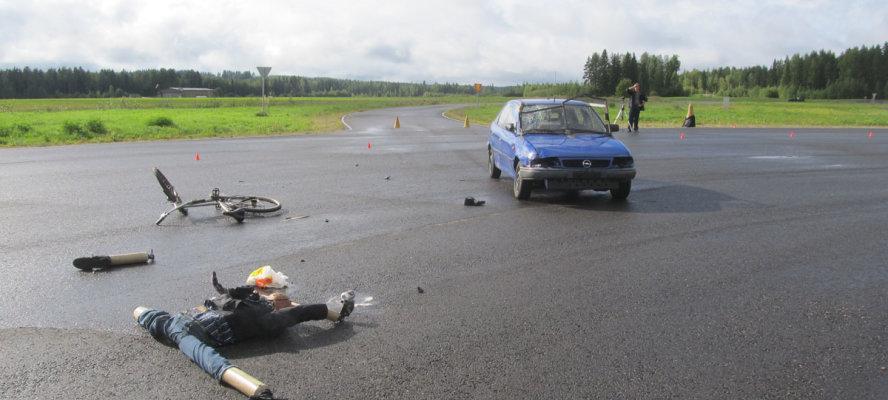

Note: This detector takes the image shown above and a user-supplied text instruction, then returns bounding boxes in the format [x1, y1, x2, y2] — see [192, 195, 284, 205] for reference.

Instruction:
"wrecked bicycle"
[154, 167, 281, 225]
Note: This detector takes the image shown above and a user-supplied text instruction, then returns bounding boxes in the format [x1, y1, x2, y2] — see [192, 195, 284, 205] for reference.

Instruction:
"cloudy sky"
[1, 0, 886, 85]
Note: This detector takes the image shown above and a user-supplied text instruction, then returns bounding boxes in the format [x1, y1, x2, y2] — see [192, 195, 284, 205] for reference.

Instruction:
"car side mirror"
[506, 123, 516, 133]
[609, 124, 620, 133]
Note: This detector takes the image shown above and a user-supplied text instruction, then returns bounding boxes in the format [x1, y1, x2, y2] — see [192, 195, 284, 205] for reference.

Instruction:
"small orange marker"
[367, 142, 372, 149]
[195, 152, 201, 161]
[679, 132, 686, 140]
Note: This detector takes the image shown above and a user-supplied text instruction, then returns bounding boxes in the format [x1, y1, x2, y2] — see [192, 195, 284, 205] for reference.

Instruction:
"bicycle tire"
[223, 196, 281, 213]
[154, 167, 188, 215]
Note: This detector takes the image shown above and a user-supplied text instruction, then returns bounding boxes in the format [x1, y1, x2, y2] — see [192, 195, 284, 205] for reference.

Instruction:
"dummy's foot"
[250, 388, 274, 400]
[334, 290, 356, 322]
[133, 306, 151, 322]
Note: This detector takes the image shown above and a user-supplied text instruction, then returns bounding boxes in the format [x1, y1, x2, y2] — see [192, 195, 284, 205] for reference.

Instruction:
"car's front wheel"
[513, 164, 532, 200]
[610, 180, 631, 201]
[488, 148, 501, 179]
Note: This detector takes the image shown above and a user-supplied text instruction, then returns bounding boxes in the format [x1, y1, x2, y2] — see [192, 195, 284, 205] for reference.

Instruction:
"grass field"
[2, 96, 886, 147]
[447, 96, 888, 129]
[0, 96, 507, 147]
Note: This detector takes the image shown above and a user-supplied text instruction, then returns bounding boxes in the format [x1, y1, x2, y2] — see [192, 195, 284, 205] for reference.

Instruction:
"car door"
[490, 102, 518, 177]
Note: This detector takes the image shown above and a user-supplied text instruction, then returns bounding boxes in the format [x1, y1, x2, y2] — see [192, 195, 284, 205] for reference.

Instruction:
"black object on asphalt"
[417, 286, 424, 294]
[464, 197, 486, 206]
[73, 250, 155, 271]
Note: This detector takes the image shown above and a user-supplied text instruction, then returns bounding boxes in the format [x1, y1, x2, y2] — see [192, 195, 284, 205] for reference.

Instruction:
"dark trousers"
[628, 106, 641, 131]
[256, 304, 329, 333]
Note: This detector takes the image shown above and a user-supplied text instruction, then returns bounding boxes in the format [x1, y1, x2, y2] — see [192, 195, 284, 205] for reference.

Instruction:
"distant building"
[159, 87, 215, 98]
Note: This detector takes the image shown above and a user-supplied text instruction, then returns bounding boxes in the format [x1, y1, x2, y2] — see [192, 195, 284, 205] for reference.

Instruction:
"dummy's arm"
[212, 271, 255, 299]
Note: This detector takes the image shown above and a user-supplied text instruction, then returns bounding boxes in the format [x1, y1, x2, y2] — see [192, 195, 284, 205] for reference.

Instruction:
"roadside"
[446, 97, 888, 128]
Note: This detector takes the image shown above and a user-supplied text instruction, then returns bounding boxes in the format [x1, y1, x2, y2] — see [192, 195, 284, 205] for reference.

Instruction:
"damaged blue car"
[487, 98, 636, 200]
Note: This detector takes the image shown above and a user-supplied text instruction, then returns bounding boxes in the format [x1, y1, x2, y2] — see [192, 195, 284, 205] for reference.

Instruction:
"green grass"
[0, 96, 509, 147]
[446, 97, 888, 128]
[4, 96, 885, 147]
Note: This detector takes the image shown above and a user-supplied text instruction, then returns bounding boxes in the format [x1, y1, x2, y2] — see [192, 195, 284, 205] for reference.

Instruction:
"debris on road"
[325, 219, 330, 223]
[73, 250, 155, 271]
[417, 286, 424, 294]
[464, 197, 485, 206]
[385, 176, 391, 180]
[284, 214, 309, 221]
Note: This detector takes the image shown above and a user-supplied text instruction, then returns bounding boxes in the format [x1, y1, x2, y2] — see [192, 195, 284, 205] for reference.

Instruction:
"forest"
[0, 68, 522, 99]
[582, 43, 888, 99]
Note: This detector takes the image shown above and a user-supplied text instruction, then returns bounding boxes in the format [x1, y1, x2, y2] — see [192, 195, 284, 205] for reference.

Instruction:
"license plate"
[545, 179, 616, 190]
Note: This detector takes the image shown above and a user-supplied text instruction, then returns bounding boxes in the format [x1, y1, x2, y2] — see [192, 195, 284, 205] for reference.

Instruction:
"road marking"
[341, 114, 353, 130]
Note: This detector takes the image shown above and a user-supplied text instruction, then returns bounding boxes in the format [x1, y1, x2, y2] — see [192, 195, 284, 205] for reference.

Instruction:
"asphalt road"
[1, 105, 887, 399]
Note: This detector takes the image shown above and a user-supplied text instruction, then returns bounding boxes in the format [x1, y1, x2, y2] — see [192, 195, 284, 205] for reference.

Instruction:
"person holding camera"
[626, 82, 647, 132]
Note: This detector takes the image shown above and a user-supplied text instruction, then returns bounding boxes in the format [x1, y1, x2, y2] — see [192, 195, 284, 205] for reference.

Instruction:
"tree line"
[0, 67, 522, 99]
[582, 43, 888, 99]
[3, 42, 885, 100]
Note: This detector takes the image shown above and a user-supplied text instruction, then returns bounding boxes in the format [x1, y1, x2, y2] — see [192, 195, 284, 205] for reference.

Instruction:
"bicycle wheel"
[224, 196, 281, 213]
[154, 167, 188, 215]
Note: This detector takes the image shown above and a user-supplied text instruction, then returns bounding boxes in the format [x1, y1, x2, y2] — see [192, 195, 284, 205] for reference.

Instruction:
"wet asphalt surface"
[1, 105, 887, 399]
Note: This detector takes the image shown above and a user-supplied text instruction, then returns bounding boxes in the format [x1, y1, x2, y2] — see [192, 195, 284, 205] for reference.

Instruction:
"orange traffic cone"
[394, 117, 401, 129]
[463, 115, 470, 128]
[195, 152, 201, 161]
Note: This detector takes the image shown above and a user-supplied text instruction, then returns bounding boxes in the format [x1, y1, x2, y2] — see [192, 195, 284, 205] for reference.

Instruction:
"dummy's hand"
[212, 271, 227, 294]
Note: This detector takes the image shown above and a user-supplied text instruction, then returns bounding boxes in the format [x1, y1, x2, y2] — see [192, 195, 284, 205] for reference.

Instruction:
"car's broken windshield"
[519, 104, 607, 134]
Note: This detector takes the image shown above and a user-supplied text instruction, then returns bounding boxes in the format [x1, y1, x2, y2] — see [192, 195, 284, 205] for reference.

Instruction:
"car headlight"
[612, 156, 634, 168]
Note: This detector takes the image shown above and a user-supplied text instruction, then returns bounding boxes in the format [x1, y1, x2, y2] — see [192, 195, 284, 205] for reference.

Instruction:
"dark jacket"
[626, 88, 648, 109]
[189, 273, 277, 345]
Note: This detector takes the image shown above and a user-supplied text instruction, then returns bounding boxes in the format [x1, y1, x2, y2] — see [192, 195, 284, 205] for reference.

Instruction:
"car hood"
[523, 134, 630, 158]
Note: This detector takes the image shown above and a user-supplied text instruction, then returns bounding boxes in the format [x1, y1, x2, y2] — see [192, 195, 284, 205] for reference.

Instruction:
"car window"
[520, 104, 606, 133]
[497, 102, 516, 130]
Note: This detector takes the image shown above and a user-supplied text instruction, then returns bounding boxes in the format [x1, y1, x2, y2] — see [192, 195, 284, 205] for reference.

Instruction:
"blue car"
[487, 98, 636, 200]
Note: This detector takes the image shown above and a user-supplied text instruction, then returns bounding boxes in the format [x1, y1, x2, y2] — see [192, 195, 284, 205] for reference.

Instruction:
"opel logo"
[582, 159, 592, 168]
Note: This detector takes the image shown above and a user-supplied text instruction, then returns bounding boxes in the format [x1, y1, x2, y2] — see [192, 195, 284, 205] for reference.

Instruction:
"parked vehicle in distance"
[487, 98, 636, 200]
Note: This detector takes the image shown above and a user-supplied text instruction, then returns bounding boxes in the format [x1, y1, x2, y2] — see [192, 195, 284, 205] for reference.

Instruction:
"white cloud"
[1, 0, 886, 85]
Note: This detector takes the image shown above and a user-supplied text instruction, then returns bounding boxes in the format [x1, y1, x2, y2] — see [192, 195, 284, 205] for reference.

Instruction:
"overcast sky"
[1, 0, 886, 85]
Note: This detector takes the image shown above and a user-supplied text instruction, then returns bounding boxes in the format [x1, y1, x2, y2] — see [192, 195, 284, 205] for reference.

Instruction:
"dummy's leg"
[258, 304, 330, 332]
[133, 307, 271, 399]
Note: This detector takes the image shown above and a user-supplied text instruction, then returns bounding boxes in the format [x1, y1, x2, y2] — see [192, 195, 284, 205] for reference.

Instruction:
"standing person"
[134, 269, 356, 399]
[626, 83, 648, 132]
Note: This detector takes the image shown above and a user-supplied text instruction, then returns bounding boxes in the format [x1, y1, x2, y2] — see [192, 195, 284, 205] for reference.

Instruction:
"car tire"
[513, 164, 532, 200]
[610, 180, 631, 201]
[488, 148, 501, 179]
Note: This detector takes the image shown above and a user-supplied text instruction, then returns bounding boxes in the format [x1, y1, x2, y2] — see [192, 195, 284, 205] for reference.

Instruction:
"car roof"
[515, 98, 589, 107]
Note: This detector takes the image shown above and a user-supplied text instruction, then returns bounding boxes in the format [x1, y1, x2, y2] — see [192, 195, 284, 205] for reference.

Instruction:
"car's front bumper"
[518, 166, 636, 180]
[518, 166, 636, 190]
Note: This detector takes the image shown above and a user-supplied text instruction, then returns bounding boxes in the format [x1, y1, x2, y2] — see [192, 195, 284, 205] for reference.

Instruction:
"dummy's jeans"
[138, 309, 232, 381]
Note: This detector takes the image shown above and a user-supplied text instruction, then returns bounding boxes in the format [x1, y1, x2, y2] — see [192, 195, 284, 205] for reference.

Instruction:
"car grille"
[561, 159, 611, 168]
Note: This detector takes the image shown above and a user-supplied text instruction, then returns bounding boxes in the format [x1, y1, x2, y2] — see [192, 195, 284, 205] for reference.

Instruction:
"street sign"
[473, 83, 482, 94]
[257, 67, 272, 114]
